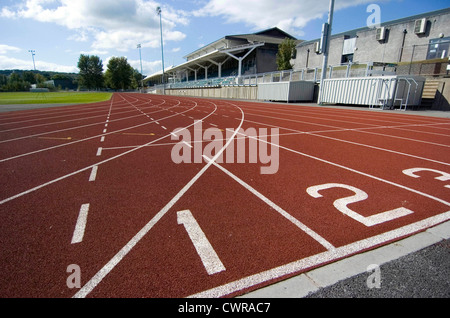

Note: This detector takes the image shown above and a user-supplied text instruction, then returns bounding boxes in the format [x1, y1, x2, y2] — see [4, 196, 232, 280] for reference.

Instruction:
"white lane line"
[245, 112, 450, 148]
[161, 125, 167, 130]
[100, 136, 105, 142]
[89, 165, 98, 182]
[177, 209, 226, 275]
[234, 129, 450, 207]
[71, 203, 90, 244]
[242, 117, 450, 166]
[1, 103, 194, 163]
[236, 101, 449, 126]
[0, 95, 169, 141]
[189, 211, 450, 298]
[203, 156, 334, 250]
[0, 101, 211, 206]
[73, 102, 243, 298]
[103, 129, 107, 133]
[183, 141, 193, 148]
[0, 106, 111, 127]
[96, 147, 102, 156]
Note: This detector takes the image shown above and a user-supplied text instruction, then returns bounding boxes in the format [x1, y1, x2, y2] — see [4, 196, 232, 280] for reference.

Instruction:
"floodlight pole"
[318, 0, 334, 105]
[29, 50, 36, 71]
[157, 6, 165, 95]
[137, 44, 143, 90]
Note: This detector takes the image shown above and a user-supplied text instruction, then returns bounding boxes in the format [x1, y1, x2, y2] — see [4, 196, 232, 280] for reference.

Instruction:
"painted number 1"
[306, 183, 414, 227]
[177, 210, 226, 275]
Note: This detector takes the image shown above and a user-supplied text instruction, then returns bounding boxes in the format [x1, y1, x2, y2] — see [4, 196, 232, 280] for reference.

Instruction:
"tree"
[131, 68, 143, 89]
[35, 73, 46, 84]
[77, 54, 104, 90]
[4, 72, 31, 91]
[276, 38, 297, 71]
[22, 71, 36, 84]
[104, 57, 134, 90]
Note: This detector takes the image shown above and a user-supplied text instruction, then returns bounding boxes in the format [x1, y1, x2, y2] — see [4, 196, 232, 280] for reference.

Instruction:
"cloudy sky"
[0, 0, 448, 75]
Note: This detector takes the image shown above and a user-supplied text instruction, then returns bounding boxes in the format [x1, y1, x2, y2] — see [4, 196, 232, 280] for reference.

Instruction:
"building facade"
[293, 8, 450, 72]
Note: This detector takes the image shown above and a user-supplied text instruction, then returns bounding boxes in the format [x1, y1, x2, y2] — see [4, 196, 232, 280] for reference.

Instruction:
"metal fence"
[147, 43, 449, 93]
[391, 41, 450, 76]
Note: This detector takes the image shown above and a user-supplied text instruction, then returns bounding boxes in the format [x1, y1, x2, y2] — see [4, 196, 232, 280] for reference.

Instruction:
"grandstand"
[145, 9, 450, 110]
[144, 27, 300, 90]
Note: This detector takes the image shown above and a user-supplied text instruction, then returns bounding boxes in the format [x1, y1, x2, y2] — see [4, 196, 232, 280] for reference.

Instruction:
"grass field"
[0, 91, 112, 105]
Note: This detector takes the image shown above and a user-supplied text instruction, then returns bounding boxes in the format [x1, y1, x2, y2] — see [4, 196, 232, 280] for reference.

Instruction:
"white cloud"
[79, 49, 109, 56]
[0, 55, 78, 73]
[193, 0, 375, 36]
[1, 0, 189, 52]
[128, 58, 162, 75]
[0, 44, 21, 54]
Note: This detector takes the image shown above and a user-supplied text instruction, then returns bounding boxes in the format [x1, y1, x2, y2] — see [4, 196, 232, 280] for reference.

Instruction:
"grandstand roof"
[184, 27, 298, 60]
[145, 27, 300, 82]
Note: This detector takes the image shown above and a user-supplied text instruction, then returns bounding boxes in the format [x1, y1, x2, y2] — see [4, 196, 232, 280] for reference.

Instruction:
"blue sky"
[0, 0, 449, 75]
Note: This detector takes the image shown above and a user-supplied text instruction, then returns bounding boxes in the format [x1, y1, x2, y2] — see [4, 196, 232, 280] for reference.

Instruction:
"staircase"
[420, 79, 440, 108]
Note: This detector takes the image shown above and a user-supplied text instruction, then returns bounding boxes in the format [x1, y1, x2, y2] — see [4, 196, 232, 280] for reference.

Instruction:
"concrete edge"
[239, 220, 450, 298]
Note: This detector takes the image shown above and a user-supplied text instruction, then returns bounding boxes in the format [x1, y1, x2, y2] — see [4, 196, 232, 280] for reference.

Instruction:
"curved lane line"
[73, 100, 244, 298]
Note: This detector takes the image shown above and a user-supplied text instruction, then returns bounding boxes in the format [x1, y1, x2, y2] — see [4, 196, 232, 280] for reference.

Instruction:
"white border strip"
[189, 211, 450, 298]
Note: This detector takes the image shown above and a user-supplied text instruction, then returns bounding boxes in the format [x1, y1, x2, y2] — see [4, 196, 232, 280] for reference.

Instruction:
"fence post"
[408, 45, 415, 75]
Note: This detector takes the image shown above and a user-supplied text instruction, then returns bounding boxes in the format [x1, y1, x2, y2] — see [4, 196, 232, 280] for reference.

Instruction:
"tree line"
[0, 71, 75, 92]
[77, 55, 143, 91]
[0, 55, 144, 92]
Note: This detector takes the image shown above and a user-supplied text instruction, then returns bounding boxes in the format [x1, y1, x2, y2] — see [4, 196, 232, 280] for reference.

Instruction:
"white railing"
[146, 62, 397, 93]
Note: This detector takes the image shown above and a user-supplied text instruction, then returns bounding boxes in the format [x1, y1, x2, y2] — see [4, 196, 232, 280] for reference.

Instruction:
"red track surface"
[1, 93, 449, 298]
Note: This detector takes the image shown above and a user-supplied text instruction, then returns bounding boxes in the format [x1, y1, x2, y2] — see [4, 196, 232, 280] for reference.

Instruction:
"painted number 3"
[306, 183, 414, 227]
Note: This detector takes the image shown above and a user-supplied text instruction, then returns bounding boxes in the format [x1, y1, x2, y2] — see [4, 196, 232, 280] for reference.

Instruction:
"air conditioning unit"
[376, 27, 386, 41]
[414, 18, 427, 34]
[314, 42, 320, 53]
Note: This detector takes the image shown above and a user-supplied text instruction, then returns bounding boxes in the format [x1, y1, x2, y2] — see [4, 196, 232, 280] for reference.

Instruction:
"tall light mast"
[156, 6, 165, 95]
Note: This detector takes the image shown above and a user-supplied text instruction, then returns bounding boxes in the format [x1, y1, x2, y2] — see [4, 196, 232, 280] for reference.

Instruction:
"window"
[341, 54, 354, 64]
[426, 37, 450, 60]
[342, 37, 356, 64]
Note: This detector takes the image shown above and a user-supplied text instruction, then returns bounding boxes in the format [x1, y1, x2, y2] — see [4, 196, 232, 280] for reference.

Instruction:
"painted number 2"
[306, 183, 414, 227]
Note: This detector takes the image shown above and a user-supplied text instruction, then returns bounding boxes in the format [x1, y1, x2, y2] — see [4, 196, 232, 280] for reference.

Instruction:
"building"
[145, 9, 450, 110]
[293, 7, 450, 75]
[145, 27, 300, 87]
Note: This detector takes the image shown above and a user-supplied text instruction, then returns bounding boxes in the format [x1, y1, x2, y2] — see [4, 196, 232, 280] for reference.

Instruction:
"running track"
[0, 92, 449, 298]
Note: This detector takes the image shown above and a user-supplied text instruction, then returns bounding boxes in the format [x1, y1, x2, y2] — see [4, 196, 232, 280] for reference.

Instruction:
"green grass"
[0, 91, 112, 105]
